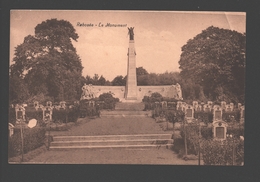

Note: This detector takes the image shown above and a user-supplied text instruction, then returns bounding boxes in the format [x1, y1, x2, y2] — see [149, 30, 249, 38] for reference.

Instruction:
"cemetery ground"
[9, 117, 200, 165]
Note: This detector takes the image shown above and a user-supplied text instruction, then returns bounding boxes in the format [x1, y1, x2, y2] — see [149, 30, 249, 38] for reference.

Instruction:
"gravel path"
[50, 117, 172, 136]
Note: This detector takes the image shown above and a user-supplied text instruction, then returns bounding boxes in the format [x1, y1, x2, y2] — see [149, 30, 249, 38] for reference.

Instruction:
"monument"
[125, 27, 137, 100]
[80, 28, 183, 102]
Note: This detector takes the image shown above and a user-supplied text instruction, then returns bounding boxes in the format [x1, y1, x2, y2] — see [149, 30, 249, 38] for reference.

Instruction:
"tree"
[9, 75, 29, 104]
[112, 75, 126, 86]
[10, 19, 83, 101]
[97, 75, 106, 85]
[136, 67, 148, 76]
[179, 26, 245, 102]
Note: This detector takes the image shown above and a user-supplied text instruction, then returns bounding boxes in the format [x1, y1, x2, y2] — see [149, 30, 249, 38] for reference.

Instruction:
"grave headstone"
[197, 104, 202, 111]
[207, 101, 213, 108]
[184, 105, 194, 123]
[229, 103, 234, 111]
[212, 120, 228, 140]
[42, 106, 53, 121]
[225, 104, 232, 112]
[213, 105, 222, 121]
[167, 102, 175, 109]
[182, 102, 187, 112]
[221, 101, 226, 110]
[203, 104, 211, 112]
[54, 105, 61, 110]
[155, 101, 160, 108]
[60, 101, 66, 109]
[192, 101, 199, 111]
[161, 101, 167, 109]
[34, 101, 39, 108]
[89, 101, 95, 107]
[240, 106, 245, 123]
[177, 101, 182, 111]
[9, 123, 14, 137]
[46, 101, 52, 107]
[15, 105, 25, 121]
[237, 103, 242, 110]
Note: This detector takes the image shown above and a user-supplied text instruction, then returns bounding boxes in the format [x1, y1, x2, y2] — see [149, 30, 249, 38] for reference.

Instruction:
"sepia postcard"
[8, 10, 245, 165]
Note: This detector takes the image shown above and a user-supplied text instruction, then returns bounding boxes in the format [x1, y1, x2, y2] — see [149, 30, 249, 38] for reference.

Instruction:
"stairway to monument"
[100, 102, 152, 118]
[49, 134, 173, 150]
[115, 102, 145, 111]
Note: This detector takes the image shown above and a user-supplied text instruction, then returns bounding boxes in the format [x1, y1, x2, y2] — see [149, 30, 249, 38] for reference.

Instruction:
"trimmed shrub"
[52, 108, 67, 123]
[150, 92, 163, 102]
[25, 107, 43, 121]
[67, 106, 80, 122]
[8, 127, 46, 158]
[200, 127, 213, 139]
[222, 110, 240, 122]
[99, 93, 119, 110]
[194, 111, 213, 124]
[226, 126, 244, 137]
[165, 110, 185, 123]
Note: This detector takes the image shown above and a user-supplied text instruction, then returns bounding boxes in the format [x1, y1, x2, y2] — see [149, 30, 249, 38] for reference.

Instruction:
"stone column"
[125, 39, 137, 100]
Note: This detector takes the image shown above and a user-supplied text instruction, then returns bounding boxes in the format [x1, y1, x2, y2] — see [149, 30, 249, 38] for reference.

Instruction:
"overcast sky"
[10, 10, 245, 81]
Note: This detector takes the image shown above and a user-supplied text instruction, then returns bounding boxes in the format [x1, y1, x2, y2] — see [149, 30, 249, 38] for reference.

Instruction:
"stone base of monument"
[49, 134, 173, 150]
[100, 102, 151, 118]
[122, 99, 139, 103]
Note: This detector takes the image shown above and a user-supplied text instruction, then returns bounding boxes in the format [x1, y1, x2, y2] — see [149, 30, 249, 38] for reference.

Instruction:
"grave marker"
[161, 101, 167, 109]
[240, 106, 245, 123]
[60, 101, 66, 109]
[15, 105, 25, 121]
[213, 105, 222, 121]
[237, 103, 242, 110]
[225, 104, 232, 112]
[203, 104, 211, 112]
[212, 120, 228, 140]
[221, 101, 226, 110]
[46, 101, 52, 107]
[177, 101, 182, 111]
[192, 101, 199, 111]
[42, 106, 53, 121]
[207, 101, 213, 108]
[34, 101, 39, 108]
[184, 105, 194, 123]
[167, 102, 175, 109]
[9, 123, 14, 137]
[230, 103, 234, 111]
[182, 102, 187, 112]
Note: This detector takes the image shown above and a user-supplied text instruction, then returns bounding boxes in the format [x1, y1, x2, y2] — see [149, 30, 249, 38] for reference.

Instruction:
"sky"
[10, 10, 246, 81]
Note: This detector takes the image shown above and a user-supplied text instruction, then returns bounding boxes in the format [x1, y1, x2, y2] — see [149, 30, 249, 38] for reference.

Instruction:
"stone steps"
[49, 134, 173, 150]
[115, 102, 145, 111]
[100, 110, 152, 118]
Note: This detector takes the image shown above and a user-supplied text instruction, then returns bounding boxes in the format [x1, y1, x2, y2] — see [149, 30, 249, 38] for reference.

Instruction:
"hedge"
[201, 138, 244, 165]
[222, 110, 241, 122]
[8, 127, 46, 158]
[194, 111, 213, 124]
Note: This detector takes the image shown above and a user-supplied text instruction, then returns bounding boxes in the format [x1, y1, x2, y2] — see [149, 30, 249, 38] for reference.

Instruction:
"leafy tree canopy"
[10, 19, 83, 102]
[136, 67, 148, 76]
[111, 75, 127, 86]
[179, 26, 246, 102]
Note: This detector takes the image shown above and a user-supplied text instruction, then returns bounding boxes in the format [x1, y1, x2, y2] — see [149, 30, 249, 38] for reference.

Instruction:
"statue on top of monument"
[128, 27, 134, 40]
